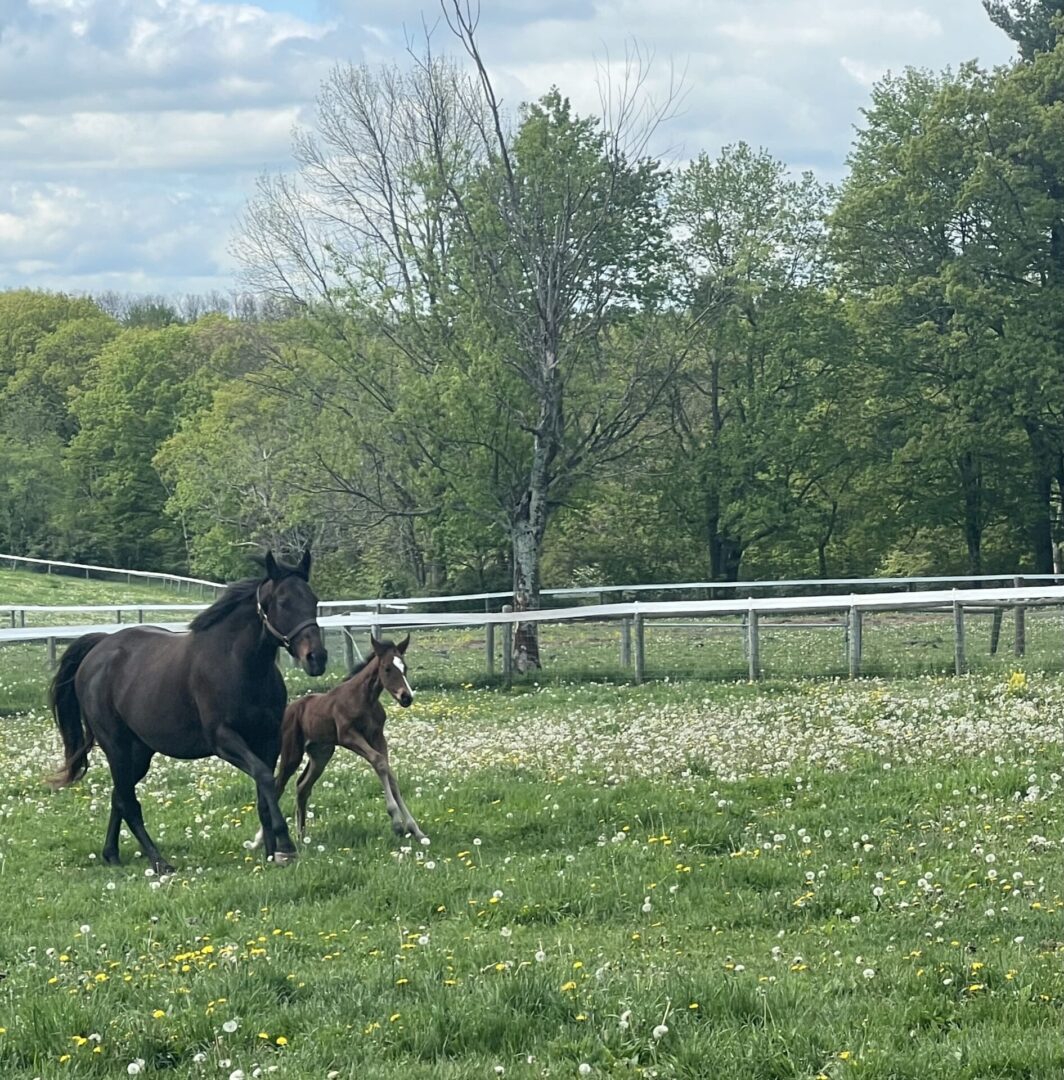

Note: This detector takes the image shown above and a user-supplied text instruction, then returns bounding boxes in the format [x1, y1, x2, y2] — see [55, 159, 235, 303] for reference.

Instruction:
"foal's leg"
[250, 718, 306, 850]
[103, 736, 170, 873]
[368, 729, 426, 842]
[212, 724, 297, 863]
[340, 730, 425, 841]
[294, 743, 334, 841]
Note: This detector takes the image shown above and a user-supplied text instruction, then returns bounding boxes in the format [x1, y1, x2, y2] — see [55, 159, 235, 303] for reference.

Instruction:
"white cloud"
[0, 0, 1019, 295]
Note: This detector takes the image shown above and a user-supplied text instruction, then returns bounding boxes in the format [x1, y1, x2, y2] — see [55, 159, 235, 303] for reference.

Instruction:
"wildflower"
[128, 1061, 145, 1076]
[561, 981, 577, 992]
[652, 1024, 669, 1039]
[579, 1066, 592, 1077]
[863, 968, 875, 979]
[152, 1009, 166, 1019]
[535, 950, 546, 963]
[500, 926, 512, 938]
[275, 1036, 288, 1046]
[222, 1020, 238, 1033]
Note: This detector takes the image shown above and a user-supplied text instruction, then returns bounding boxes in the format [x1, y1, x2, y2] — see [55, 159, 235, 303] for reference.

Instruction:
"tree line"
[2, 0, 1062, 668]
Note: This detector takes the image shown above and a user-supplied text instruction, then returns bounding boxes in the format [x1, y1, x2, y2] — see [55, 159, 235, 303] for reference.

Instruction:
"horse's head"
[258, 549, 328, 676]
[371, 634, 413, 707]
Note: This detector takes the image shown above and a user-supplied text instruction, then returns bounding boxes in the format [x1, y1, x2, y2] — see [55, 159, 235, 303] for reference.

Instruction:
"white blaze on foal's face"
[392, 653, 414, 699]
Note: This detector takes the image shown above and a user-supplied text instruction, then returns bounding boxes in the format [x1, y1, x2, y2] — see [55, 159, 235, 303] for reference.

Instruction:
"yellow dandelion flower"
[389, 1013, 401, 1023]
[152, 1010, 166, 1019]
[275, 1036, 288, 1046]
[561, 981, 577, 992]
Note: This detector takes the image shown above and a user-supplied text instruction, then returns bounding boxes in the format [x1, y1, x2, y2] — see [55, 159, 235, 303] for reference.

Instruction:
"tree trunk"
[1023, 419, 1056, 574]
[512, 511, 542, 671]
[958, 450, 983, 576]
[510, 353, 561, 672]
[707, 502, 744, 583]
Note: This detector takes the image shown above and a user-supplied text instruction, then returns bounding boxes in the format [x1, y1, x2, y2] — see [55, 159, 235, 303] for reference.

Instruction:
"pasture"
[3, 666, 1064, 1077]
[2, 572, 1064, 1077]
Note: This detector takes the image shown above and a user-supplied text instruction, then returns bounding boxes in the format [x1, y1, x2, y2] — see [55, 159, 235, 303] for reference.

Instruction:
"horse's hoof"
[155, 863, 175, 876]
[272, 850, 298, 866]
[103, 852, 121, 866]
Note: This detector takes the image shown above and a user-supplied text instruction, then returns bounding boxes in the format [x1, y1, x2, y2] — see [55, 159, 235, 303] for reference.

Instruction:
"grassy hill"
[0, 565, 211, 607]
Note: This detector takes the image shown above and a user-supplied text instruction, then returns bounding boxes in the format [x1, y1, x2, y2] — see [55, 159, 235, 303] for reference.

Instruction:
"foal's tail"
[47, 632, 107, 789]
[275, 698, 309, 795]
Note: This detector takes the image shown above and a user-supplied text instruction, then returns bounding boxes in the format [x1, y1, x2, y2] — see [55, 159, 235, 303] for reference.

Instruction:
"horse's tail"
[47, 633, 107, 789]
[275, 698, 308, 794]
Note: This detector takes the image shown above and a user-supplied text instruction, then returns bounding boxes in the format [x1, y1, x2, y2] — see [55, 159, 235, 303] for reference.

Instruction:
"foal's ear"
[297, 547, 312, 580]
[264, 551, 279, 579]
[371, 635, 385, 657]
[397, 634, 410, 655]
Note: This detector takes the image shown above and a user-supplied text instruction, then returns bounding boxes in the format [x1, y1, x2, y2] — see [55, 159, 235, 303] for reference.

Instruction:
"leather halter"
[255, 583, 319, 653]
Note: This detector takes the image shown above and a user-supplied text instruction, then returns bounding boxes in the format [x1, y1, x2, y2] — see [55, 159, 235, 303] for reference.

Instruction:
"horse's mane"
[342, 639, 402, 681]
[188, 576, 261, 633]
[343, 657, 372, 681]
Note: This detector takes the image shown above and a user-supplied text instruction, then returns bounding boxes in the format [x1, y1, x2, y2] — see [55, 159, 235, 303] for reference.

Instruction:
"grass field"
[4, 571, 1064, 1077]
[3, 665, 1064, 1078]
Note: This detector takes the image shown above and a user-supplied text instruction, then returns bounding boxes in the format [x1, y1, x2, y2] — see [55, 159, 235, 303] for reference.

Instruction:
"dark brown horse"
[48, 550, 327, 872]
[255, 634, 425, 846]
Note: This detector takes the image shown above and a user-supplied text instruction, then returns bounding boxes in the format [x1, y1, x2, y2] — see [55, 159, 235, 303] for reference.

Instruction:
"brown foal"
[258, 635, 426, 846]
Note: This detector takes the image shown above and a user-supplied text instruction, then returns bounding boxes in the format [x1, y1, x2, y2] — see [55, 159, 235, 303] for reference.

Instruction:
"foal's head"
[257, 550, 328, 676]
[371, 634, 413, 707]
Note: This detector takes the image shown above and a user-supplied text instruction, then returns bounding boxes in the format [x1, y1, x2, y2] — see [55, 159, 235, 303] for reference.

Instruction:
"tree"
[984, 0, 1064, 59]
[666, 143, 855, 580]
[235, 2, 679, 669]
[66, 318, 267, 569]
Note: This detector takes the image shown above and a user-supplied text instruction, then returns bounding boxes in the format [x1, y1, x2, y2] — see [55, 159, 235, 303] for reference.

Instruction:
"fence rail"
[3, 582, 1063, 682]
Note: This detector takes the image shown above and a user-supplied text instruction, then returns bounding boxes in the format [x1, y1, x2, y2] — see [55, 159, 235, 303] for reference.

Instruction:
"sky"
[0, 0, 1018, 298]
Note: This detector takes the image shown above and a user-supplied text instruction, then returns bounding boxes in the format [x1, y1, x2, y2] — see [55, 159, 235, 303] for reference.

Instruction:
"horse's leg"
[105, 736, 170, 874]
[250, 712, 306, 850]
[294, 743, 334, 841]
[365, 729, 426, 841]
[340, 730, 423, 840]
[212, 724, 297, 862]
[102, 789, 123, 865]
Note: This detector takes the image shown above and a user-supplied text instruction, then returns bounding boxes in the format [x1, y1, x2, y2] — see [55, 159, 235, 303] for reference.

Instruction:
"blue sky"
[0, 0, 1017, 298]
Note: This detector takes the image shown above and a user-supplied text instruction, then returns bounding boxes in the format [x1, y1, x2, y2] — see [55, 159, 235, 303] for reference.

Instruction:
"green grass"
[3, 665, 1064, 1078]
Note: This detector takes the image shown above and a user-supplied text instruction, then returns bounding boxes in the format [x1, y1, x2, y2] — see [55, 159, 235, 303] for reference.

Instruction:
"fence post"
[485, 620, 495, 678]
[989, 608, 1003, 655]
[848, 607, 862, 678]
[747, 609, 760, 682]
[620, 617, 632, 669]
[1013, 576, 1026, 657]
[633, 613, 645, 685]
[115, 609, 122, 625]
[954, 600, 967, 675]
[47, 636, 57, 670]
[501, 605, 513, 688]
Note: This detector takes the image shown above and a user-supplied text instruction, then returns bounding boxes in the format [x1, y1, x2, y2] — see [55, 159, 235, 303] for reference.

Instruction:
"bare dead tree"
[234, 0, 685, 670]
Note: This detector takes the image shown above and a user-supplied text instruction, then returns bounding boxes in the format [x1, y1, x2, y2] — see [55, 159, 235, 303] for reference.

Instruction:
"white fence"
[0, 553, 222, 595]
[2, 581, 1062, 681]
